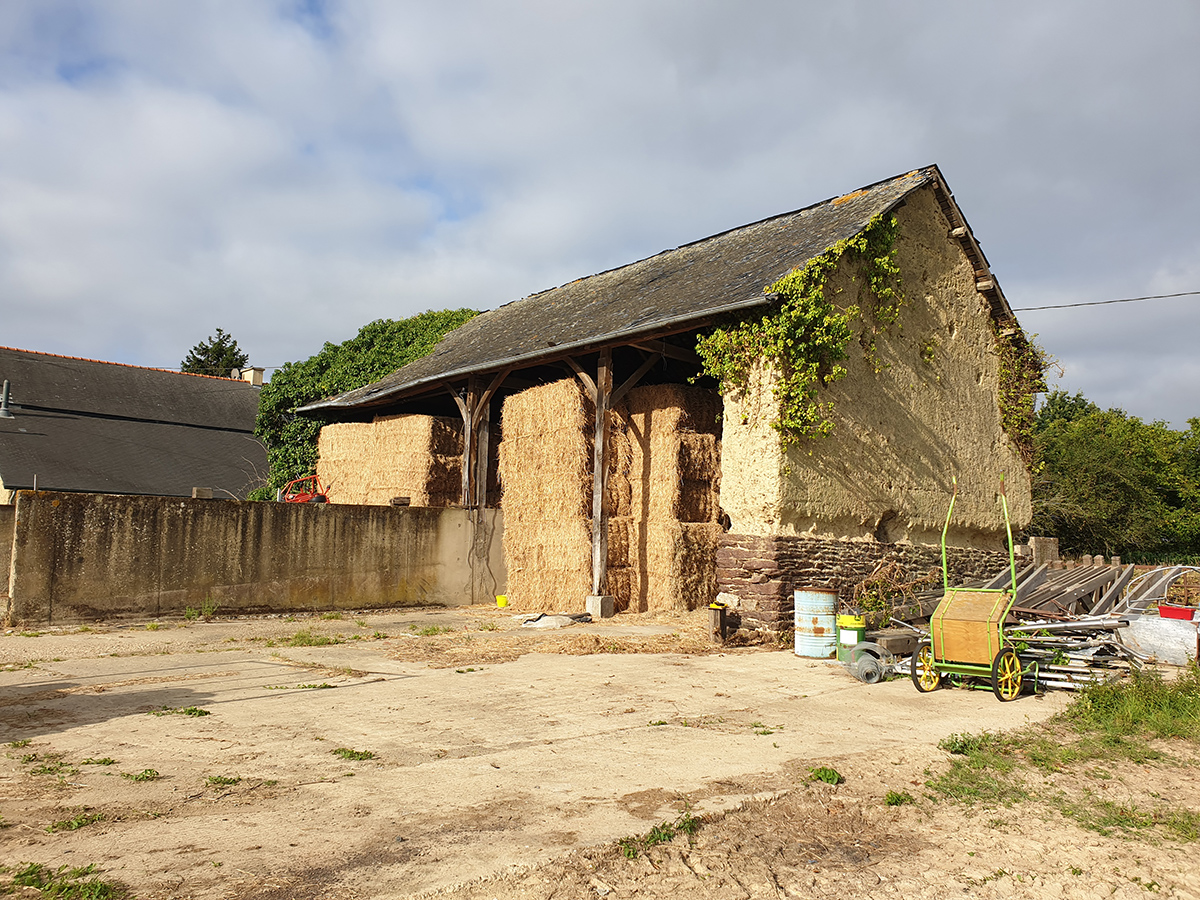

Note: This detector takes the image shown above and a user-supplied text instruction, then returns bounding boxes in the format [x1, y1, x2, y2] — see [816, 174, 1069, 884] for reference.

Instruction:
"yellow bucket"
[496, 595, 508, 608]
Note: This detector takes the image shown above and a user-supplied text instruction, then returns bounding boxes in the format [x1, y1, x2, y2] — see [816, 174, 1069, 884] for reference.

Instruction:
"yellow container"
[496, 595, 508, 608]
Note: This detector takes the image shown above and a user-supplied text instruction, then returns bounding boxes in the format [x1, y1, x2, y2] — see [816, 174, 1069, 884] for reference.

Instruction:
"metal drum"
[794, 588, 839, 658]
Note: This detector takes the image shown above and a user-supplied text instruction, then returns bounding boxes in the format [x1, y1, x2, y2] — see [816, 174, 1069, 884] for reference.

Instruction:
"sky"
[0, 1, 1197, 427]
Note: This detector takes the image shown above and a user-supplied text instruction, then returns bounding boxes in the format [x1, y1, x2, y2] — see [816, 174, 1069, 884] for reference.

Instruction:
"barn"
[299, 166, 1042, 628]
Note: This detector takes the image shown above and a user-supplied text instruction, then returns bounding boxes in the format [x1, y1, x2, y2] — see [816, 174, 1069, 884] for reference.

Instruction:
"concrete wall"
[720, 182, 1031, 551]
[4, 491, 505, 625]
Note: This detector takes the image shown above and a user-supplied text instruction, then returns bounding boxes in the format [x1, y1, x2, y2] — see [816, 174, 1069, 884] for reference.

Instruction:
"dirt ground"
[2, 606, 1198, 899]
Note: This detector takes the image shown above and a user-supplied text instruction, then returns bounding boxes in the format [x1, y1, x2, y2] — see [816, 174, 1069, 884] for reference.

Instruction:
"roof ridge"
[0, 345, 244, 381]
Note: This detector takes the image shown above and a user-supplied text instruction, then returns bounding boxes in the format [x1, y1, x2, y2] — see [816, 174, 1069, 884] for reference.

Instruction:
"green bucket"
[836, 614, 867, 663]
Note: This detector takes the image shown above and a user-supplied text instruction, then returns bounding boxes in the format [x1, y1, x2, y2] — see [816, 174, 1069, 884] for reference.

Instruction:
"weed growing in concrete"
[81, 757, 116, 766]
[122, 769, 160, 782]
[2, 862, 128, 899]
[618, 808, 702, 859]
[201, 595, 218, 619]
[809, 766, 844, 785]
[183, 607, 201, 621]
[286, 629, 344, 647]
[150, 706, 211, 717]
[416, 625, 452, 636]
[332, 747, 374, 761]
[47, 811, 104, 832]
[206, 775, 241, 787]
[885, 790, 915, 806]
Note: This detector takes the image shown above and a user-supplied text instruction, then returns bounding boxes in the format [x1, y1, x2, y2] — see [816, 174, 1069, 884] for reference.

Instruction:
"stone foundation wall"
[716, 533, 1010, 630]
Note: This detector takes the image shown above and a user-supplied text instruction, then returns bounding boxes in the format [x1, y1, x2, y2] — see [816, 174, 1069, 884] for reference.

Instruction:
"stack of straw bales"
[317, 414, 463, 506]
[623, 384, 723, 612]
[499, 379, 597, 611]
[498, 377, 721, 613]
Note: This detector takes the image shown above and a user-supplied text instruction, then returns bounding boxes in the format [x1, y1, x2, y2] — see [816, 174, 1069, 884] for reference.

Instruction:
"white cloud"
[0, 0, 1195, 425]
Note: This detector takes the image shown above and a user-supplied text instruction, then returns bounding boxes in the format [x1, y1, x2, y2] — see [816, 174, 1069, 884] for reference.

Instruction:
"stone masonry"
[716, 533, 1011, 631]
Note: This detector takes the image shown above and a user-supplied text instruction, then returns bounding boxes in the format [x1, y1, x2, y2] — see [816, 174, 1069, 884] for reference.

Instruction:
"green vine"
[993, 323, 1049, 467]
[695, 213, 904, 448]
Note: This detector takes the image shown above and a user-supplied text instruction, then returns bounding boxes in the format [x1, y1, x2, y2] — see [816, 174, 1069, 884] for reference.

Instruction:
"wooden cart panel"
[931, 589, 1009, 666]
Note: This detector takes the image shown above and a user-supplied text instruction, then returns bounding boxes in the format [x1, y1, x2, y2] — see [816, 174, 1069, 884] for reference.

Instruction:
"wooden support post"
[591, 348, 612, 597]
[462, 376, 480, 507]
[474, 416, 490, 509]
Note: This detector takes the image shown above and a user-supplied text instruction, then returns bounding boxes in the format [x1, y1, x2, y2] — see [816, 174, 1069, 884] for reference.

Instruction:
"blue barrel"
[794, 588, 838, 658]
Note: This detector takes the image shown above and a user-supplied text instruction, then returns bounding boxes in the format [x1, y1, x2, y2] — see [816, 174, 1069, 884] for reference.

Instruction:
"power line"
[1013, 290, 1200, 311]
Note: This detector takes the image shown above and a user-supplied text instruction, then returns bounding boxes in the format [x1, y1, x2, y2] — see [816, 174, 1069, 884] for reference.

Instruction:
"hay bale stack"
[498, 377, 721, 613]
[499, 379, 594, 610]
[623, 384, 722, 612]
[317, 414, 462, 506]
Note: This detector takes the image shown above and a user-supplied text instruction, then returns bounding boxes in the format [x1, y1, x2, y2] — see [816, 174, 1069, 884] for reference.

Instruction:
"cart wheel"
[910, 642, 940, 693]
[991, 648, 1023, 702]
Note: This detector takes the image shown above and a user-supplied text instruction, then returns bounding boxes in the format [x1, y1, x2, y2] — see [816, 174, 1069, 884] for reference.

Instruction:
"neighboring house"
[0, 347, 267, 503]
[299, 166, 1041, 626]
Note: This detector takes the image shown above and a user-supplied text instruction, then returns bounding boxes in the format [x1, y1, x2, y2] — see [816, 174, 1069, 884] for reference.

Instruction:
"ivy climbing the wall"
[993, 323, 1049, 467]
[695, 213, 903, 448]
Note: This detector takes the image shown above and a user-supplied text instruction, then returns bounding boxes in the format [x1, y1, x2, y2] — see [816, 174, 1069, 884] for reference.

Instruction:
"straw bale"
[678, 433, 719, 481]
[317, 415, 463, 506]
[624, 383, 722, 438]
[605, 567, 634, 612]
[607, 516, 632, 567]
[636, 521, 722, 611]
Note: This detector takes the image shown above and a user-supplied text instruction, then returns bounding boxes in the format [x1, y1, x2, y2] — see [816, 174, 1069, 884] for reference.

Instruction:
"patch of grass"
[121, 769, 160, 782]
[648, 720, 668, 727]
[183, 607, 201, 621]
[144, 621, 161, 631]
[201, 595, 218, 619]
[205, 775, 241, 787]
[749, 721, 781, 736]
[415, 624, 452, 636]
[4, 861, 128, 898]
[286, 629, 344, 647]
[885, 790, 915, 806]
[47, 811, 104, 833]
[7, 739, 31, 749]
[372, 630, 389, 639]
[1054, 791, 1200, 842]
[298, 682, 334, 690]
[332, 747, 374, 761]
[320, 611, 343, 620]
[149, 706, 211, 717]
[1068, 665, 1200, 742]
[18, 630, 45, 637]
[81, 757, 116, 766]
[28, 754, 77, 777]
[617, 809, 702, 859]
[454, 668, 480, 674]
[809, 766, 844, 785]
[477, 622, 499, 632]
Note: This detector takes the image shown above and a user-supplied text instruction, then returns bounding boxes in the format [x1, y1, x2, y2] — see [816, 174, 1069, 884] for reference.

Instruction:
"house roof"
[301, 164, 1011, 415]
[0, 347, 266, 498]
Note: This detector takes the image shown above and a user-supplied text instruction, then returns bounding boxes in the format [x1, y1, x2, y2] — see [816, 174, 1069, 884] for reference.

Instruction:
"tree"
[182, 328, 250, 378]
[1029, 394, 1200, 558]
[249, 309, 479, 500]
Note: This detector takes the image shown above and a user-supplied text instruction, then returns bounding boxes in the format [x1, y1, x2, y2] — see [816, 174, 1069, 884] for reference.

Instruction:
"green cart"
[911, 477, 1037, 702]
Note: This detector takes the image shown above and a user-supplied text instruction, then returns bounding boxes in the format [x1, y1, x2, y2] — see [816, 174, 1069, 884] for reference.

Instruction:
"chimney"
[233, 367, 264, 387]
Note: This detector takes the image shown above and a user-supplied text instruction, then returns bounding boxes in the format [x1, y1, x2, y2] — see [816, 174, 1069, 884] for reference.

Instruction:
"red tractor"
[281, 475, 330, 503]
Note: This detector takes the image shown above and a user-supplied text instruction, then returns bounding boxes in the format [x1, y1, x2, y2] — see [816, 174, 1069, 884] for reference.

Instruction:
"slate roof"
[0, 347, 267, 498]
[302, 165, 1007, 416]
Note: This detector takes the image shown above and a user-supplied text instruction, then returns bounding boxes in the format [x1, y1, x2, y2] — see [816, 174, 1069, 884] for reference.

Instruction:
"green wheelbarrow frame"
[911, 476, 1039, 702]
